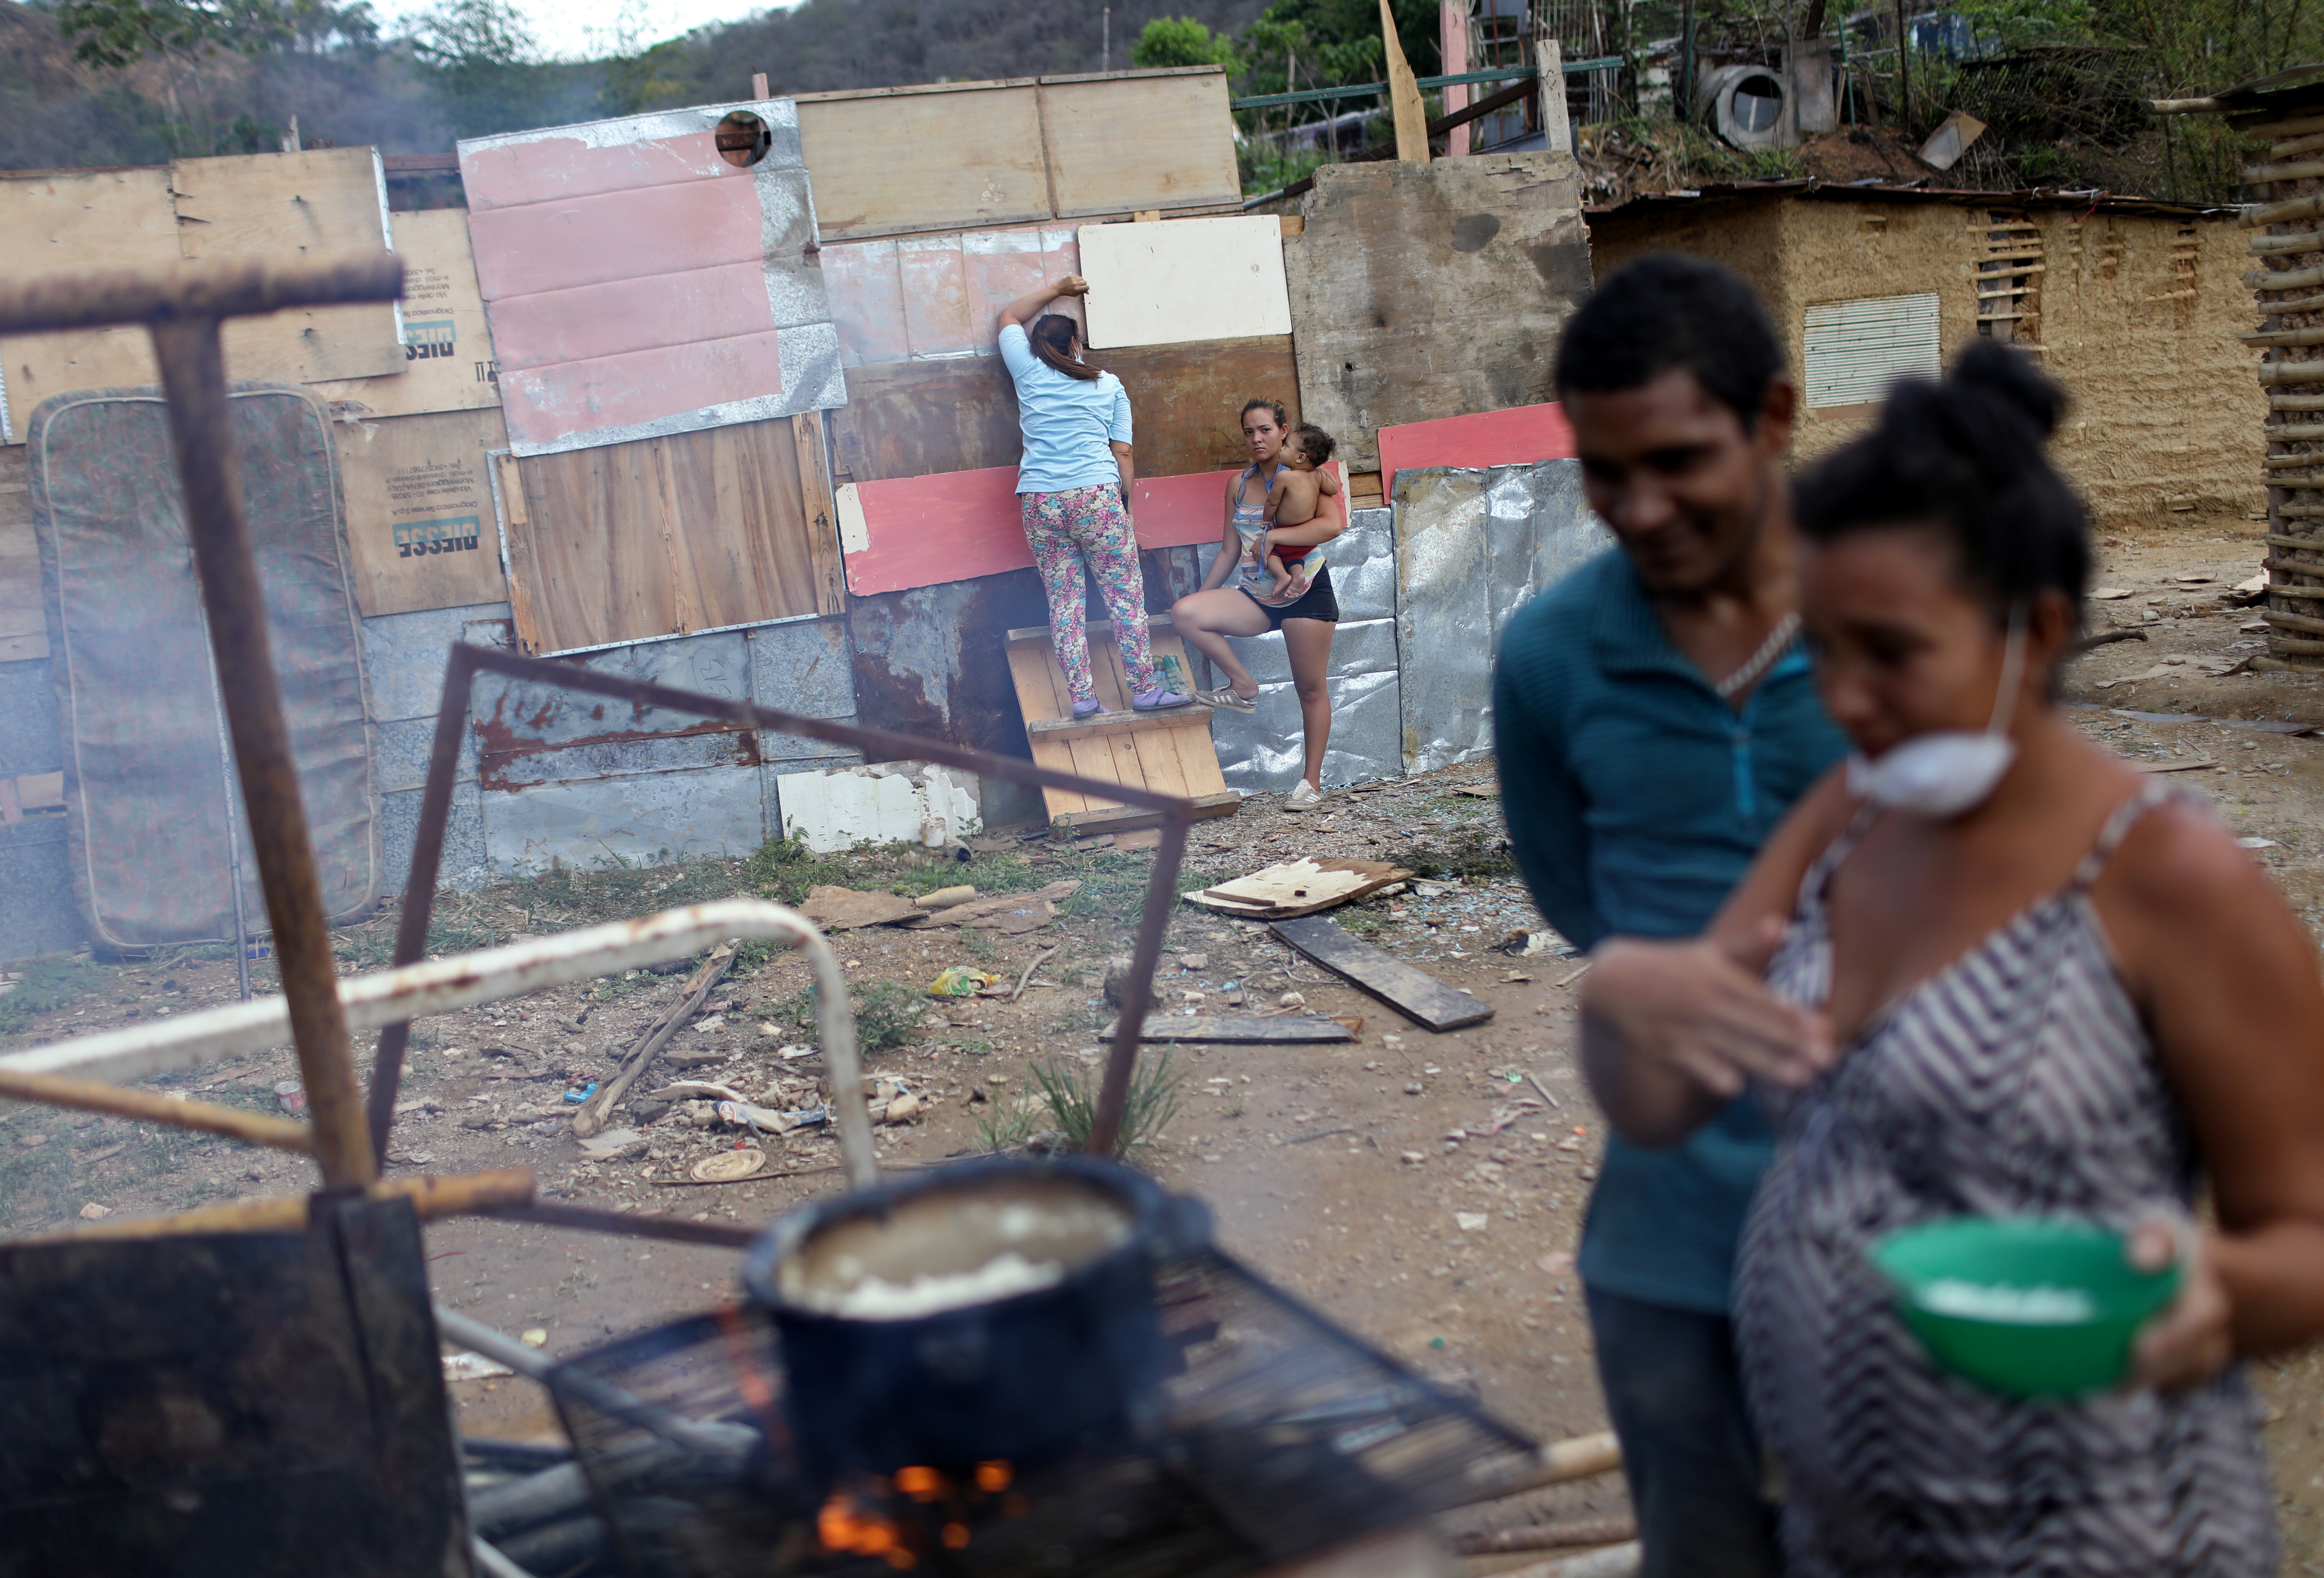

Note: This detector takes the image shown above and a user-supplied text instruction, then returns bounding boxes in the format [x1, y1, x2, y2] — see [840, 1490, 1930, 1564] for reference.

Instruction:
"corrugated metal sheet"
[1395, 461, 1605, 774]
[459, 99, 845, 458]
[1802, 292, 1942, 410]
[1208, 506, 1404, 793]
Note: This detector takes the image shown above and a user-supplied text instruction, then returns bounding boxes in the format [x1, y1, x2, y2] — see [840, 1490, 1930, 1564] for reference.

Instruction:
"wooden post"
[1536, 32, 1572, 155]
[1894, 0, 1910, 132]
[1380, 0, 1430, 164]
[1440, 0, 1471, 156]
[751, 71, 768, 98]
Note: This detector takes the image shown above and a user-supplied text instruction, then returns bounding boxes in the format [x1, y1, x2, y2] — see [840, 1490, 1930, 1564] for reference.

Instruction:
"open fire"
[815, 1462, 1026, 1567]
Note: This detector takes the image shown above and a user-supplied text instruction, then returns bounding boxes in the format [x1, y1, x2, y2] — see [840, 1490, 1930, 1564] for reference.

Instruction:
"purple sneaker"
[1072, 697, 1102, 718]
[1132, 688, 1194, 711]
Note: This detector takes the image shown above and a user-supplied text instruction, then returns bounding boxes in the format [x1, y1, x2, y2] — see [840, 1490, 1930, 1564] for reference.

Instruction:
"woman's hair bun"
[1947, 336, 2064, 443]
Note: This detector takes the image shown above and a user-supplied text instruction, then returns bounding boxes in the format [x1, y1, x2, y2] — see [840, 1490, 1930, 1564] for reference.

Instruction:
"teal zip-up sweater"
[1493, 548, 1848, 1314]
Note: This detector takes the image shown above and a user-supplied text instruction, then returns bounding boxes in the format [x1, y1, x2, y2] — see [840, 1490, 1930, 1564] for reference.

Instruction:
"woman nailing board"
[994, 275, 1193, 718]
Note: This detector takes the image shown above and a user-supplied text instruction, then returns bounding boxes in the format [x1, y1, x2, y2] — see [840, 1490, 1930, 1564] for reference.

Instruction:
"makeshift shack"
[0, 70, 1608, 962]
[1585, 182, 2265, 527]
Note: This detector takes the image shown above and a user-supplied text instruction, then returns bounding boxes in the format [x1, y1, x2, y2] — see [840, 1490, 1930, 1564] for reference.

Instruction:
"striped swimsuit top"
[1233, 463, 1309, 605]
[1734, 783, 2278, 1577]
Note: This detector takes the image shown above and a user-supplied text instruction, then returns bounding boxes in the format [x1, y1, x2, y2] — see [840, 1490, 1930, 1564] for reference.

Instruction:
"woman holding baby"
[1171, 397, 1347, 812]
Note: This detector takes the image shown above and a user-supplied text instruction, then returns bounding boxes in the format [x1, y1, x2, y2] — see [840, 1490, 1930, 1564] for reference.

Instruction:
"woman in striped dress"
[1579, 342, 2324, 1574]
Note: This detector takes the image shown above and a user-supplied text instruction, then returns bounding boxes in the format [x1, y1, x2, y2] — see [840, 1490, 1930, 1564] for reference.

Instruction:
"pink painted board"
[1375, 403, 1577, 495]
[500, 331, 786, 450]
[962, 229, 1081, 345]
[486, 262, 776, 372]
[898, 236, 975, 360]
[460, 130, 733, 211]
[467, 178, 765, 300]
[821, 241, 911, 367]
[841, 464, 1331, 596]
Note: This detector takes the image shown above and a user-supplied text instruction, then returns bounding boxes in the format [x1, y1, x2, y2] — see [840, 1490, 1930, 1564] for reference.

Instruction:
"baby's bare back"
[1271, 469, 1328, 528]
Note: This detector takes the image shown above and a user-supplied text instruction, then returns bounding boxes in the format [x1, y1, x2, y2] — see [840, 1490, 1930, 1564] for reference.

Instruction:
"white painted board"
[1077, 215, 1292, 349]
[776, 762, 981, 853]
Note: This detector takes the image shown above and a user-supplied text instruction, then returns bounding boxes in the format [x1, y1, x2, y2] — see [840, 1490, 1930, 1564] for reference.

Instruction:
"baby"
[1259, 423, 1340, 601]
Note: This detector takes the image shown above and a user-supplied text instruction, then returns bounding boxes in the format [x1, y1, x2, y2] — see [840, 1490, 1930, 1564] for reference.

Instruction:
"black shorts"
[1240, 564, 1339, 630]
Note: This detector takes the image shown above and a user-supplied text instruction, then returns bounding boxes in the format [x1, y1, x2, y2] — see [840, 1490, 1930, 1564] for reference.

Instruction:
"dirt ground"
[5, 514, 2324, 1563]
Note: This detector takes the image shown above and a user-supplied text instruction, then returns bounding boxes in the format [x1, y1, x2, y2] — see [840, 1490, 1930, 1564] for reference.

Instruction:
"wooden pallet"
[1005, 616, 1241, 835]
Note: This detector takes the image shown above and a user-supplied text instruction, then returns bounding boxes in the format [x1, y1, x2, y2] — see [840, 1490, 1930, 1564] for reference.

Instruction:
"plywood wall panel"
[1284, 154, 1592, 469]
[506, 415, 826, 653]
[1103, 336, 1300, 478]
[0, 168, 179, 441]
[1040, 74, 1241, 218]
[796, 87, 1052, 240]
[172, 148, 404, 386]
[1080, 215, 1292, 349]
[334, 407, 510, 617]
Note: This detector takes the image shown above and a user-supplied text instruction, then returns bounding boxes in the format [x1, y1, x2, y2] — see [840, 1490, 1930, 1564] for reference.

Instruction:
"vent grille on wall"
[1802, 291, 1942, 409]
[1975, 213, 2045, 353]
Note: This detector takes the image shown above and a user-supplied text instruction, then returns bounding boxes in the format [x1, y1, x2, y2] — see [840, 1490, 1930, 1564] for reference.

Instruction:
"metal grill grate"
[548, 1248, 1538, 1578]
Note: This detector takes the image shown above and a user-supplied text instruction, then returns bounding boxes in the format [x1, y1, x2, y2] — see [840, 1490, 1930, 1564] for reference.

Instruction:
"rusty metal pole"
[1085, 812, 1189, 1158]
[149, 315, 378, 1189]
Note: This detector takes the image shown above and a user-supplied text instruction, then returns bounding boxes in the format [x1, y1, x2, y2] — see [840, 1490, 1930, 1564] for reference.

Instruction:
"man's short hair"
[1554, 254, 1787, 431]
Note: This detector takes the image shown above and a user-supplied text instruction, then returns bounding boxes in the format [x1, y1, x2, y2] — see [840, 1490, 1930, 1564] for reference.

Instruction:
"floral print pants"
[1021, 484, 1160, 703]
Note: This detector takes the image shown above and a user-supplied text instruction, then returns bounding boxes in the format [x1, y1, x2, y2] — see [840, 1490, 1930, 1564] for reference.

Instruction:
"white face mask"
[1844, 608, 2028, 819]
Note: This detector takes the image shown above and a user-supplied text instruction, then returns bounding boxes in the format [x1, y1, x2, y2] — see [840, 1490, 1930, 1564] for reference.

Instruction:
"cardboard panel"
[1377, 403, 1578, 494]
[1081, 216, 1291, 349]
[334, 407, 511, 617]
[836, 464, 1322, 597]
[172, 148, 404, 385]
[1041, 73, 1241, 219]
[0, 168, 179, 442]
[795, 85, 1052, 240]
[0, 444, 39, 662]
[461, 101, 842, 457]
[1284, 154, 1593, 468]
[311, 208, 501, 420]
[507, 415, 828, 653]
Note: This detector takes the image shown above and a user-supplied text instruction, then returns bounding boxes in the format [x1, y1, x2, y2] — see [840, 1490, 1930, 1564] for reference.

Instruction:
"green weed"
[0, 955, 104, 1043]
[1026, 1051, 1183, 1158]
[766, 980, 926, 1053]
[1390, 823, 1519, 881]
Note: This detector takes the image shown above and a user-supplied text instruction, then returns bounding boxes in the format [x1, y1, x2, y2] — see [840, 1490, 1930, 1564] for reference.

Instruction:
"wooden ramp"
[1006, 615, 1241, 836]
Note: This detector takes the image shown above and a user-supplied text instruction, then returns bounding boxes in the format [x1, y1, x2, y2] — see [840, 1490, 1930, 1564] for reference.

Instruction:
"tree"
[1131, 16, 1240, 68]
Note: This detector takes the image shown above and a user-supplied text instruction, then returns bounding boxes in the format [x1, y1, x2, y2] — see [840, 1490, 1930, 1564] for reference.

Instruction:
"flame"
[973, 1461, 1012, 1493]
[817, 1491, 914, 1567]
[816, 1460, 1016, 1563]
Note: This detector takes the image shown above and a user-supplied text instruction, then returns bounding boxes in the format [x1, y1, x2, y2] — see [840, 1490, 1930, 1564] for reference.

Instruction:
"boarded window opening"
[1974, 212, 2044, 355]
[1802, 292, 1941, 409]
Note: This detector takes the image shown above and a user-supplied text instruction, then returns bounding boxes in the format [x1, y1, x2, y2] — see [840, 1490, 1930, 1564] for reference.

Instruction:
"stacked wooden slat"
[1973, 212, 2045, 354]
[2244, 108, 2324, 665]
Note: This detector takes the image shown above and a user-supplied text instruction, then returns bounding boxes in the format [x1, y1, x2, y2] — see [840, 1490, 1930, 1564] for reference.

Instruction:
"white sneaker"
[1283, 779, 1328, 811]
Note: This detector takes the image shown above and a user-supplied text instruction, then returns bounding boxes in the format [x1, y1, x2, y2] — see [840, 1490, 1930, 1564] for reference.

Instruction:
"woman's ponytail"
[1030, 313, 1103, 382]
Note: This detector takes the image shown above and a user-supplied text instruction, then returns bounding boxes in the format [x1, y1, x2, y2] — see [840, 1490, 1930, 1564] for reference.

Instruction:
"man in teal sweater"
[1493, 256, 1848, 1575]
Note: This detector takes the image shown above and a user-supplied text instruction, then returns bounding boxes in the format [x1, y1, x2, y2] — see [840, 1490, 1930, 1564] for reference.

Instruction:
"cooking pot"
[744, 1156, 1209, 1481]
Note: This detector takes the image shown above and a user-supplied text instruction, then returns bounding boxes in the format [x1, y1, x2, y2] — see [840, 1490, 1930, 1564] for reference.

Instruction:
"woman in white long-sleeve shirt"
[996, 274, 1191, 717]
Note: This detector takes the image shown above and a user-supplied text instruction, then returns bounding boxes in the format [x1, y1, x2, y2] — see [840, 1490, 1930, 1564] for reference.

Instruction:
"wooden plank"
[1079, 216, 1291, 349]
[1377, 402, 1578, 495]
[1284, 156, 1591, 468]
[1056, 790, 1240, 834]
[0, 443, 42, 662]
[791, 410, 846, 616]
[1123, 1013, 1355, 1044]
[1026, 706, 1217, 743]
[171, 149, 404, 385]
[1126, 714, 1193, 798]
[1171, 717, 1231, 797]
[660, 420, 822, 634]
[333, 407, 510, 617]
[796, 86, 1052, 240]
[311, 208, 500, 420]
[0, 167, 179, 439]
[1270, 914, 1496, 1031]
[1104, 337, 1301, 478]
[1038, 73, 1241, 219]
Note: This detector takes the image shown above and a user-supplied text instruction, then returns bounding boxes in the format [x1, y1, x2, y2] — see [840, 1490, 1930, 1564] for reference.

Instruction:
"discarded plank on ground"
[798, 886, 922, 928]
[1270, 915, 1494, 1032]
[1455, 1515, 1639, 1556]
[1110, 1013, 1357, 1044]
[907, 879, 1080, 931]
[573, 948, 731, 1139]
[1184, 857, 1410, 919]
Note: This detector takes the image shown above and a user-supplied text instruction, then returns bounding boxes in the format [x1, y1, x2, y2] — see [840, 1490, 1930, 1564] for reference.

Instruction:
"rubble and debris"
[799, 887, 923, 929]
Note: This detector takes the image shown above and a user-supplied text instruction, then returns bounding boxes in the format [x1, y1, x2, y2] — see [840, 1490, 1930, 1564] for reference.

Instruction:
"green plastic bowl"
[1869, 1218, 2181, 1399]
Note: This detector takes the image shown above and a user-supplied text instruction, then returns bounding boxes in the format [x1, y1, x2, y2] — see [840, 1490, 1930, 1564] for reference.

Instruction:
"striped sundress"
[1735, 784, 2280, 1576]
